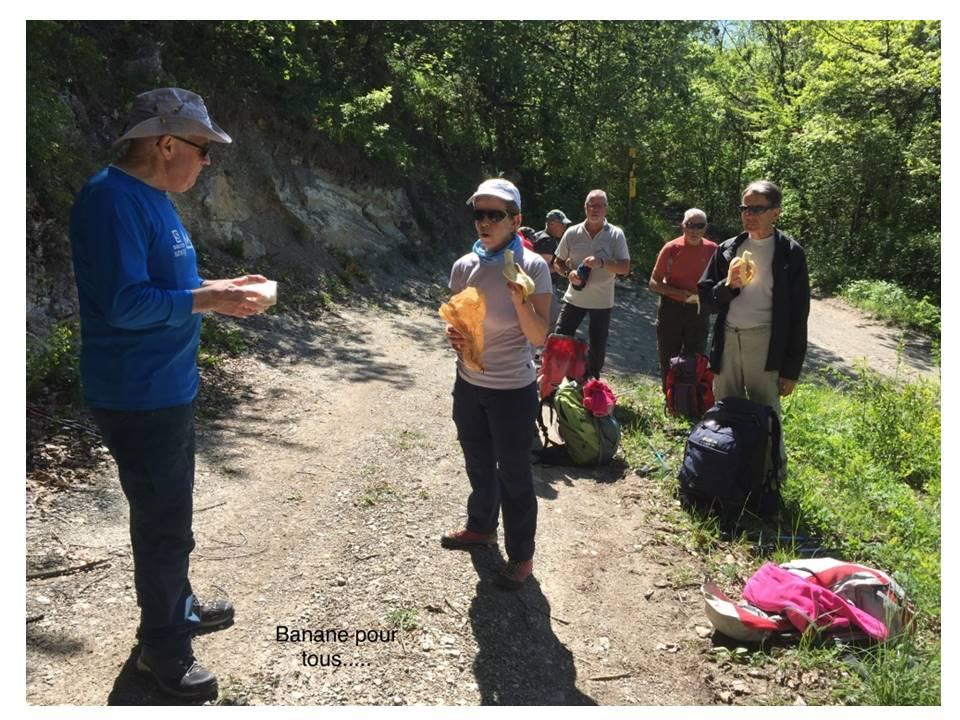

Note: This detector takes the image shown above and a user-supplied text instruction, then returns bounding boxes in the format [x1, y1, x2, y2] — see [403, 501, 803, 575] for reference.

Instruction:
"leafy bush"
[841, 280, 940, 337]
[27, 319, 82, 403]
[846, 366, 941, 492]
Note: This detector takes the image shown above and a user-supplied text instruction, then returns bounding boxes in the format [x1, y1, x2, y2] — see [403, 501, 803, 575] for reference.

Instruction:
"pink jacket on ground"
[742, 562, 889, 640]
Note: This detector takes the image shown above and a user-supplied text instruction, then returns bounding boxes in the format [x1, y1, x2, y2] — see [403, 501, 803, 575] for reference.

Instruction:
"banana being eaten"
[502, 249, 535, 302]
[726, 250, 757, 286]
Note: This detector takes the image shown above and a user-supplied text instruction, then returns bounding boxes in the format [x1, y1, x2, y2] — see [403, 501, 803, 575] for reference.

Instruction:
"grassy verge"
[840, 279, 940, 341]
[615, 369, 941, 705]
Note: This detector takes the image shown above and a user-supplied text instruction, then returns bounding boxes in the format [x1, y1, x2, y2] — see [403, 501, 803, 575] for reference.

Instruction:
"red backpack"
[537, 333, 588, 399]
[535, 333, 589, 450]
[665, 352, 715, 421]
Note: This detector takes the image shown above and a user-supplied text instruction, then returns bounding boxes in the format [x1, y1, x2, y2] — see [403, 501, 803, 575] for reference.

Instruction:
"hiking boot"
[494, 559, 533, 590]
[192, 597, 234, 632]
[136, 650, 218, 700]
[440, 529, 497, 550]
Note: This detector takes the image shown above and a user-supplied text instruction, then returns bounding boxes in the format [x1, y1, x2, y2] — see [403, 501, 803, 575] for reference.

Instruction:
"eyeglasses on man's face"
[586, 203, 607, 211]
[684, 222, 707, 229]
[473, 208, 510, 223]
[739, 204, 776, 216]
[159, 135, 211, 159]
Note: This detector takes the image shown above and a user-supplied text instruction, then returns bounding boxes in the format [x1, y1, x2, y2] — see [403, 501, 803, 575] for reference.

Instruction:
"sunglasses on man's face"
[473, 208, 510, 223]
[684, 222, 706, 229]
[160, 135, 211, 159]
[738, 204, 776, 216]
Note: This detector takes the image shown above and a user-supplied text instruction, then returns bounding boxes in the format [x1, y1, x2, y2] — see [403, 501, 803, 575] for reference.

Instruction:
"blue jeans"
[452, 376, 539, 562]
[91, 403, 199, 657]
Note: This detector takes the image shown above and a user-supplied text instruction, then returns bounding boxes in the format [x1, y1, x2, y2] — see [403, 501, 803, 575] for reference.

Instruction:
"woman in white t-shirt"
[440, 178, 553, 590]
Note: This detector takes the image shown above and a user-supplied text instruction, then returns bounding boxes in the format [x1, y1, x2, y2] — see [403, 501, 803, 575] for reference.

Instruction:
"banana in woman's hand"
[503, 249, 535, 301]
[726, 250, 757, 286]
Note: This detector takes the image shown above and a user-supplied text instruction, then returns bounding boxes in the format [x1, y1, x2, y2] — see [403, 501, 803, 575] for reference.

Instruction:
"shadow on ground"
[466, 549, 596, 705]
[801, 343, 856, 383]
[107, 645, 215, 706]
[532, 460, 630, 501]
[588, 281, 661, 380]
[26, 625, 86, 657]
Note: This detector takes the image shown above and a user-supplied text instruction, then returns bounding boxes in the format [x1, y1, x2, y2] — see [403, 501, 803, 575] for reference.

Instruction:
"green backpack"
[553, 379, 621, 466]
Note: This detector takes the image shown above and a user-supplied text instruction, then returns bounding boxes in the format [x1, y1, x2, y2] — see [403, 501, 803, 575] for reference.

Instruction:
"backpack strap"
[767, 410, 783, 485]
[536, 395, 557, 448]
[591, 415, 604, 466]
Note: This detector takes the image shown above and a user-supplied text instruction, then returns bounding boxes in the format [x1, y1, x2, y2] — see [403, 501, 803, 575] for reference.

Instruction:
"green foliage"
[835, 636, 941, 705]
[387, 607, 419, 631]
[669, 21, 941, 301]
[328, 248, 369, 287]
[391, 428, 426, 451]
[841, 280, 940, 337]
[783, 369, 940, 616]
[615, 378, 691, 482]
[26, 319, 82, 403]
[26, 22, 106, 216]
[331, 85, 394, 155]
[360, 481, 398, 507]
[198, 317, 247, 369]
[27, 20, 940, 302]
[626, 211, 676, 280]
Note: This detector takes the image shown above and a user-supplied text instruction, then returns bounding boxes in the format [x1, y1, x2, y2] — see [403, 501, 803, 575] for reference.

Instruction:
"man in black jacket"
[698, 180, 810, 477]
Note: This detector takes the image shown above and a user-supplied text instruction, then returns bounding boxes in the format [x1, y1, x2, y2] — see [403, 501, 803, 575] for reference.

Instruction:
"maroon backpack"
[665, 352, 714, 421]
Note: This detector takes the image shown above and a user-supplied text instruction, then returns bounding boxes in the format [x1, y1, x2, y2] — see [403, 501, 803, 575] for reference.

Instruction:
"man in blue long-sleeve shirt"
[70, 88, 266, 700]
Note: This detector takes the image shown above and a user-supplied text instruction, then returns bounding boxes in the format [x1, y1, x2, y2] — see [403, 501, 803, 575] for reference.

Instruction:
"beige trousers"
[713, 324, 787, 482]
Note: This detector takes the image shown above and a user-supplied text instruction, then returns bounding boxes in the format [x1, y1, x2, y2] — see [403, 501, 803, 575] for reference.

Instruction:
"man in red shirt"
[649, 208, 717, 388]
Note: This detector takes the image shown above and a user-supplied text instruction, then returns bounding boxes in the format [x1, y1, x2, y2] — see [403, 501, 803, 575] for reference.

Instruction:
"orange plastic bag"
[439, 287, 486, 372]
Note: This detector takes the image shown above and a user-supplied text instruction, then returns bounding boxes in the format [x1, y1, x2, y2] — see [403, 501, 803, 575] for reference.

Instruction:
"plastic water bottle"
[571, 262, 591, 291]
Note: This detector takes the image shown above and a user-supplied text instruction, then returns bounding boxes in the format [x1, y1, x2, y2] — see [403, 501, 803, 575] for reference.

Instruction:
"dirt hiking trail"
[25, 278, 936, 706]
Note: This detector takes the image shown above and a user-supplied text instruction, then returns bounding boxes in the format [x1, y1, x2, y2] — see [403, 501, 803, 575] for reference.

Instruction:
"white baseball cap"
[466, 178, 521, 210]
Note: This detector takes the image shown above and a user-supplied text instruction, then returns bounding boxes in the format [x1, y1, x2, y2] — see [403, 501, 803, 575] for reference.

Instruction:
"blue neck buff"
[473, 233, 523, 265]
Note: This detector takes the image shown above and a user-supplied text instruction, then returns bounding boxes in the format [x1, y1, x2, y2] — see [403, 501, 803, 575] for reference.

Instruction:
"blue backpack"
[677, 396, 782, 520]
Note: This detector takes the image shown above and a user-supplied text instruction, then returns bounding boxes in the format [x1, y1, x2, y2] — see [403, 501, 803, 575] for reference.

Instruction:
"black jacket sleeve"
[780, 243, 811, 380]
[698, 242, 739, 314]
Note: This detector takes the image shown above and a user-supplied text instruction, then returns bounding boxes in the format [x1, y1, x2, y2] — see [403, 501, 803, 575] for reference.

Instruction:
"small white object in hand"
[243, 280, 277, 310]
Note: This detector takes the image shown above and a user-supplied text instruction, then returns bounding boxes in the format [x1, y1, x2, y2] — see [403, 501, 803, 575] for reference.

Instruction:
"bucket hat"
[113, 87, 231, 147]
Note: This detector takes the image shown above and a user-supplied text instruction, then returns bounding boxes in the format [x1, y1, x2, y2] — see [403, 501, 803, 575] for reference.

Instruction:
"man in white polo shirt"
[551, 189, 631, 379]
